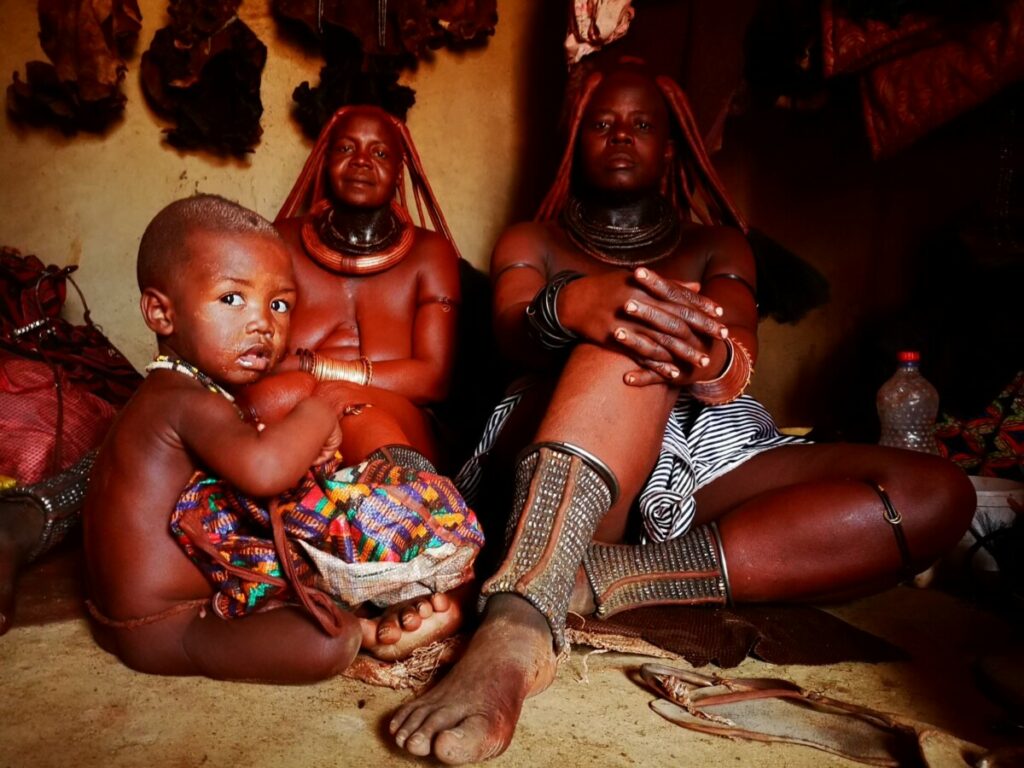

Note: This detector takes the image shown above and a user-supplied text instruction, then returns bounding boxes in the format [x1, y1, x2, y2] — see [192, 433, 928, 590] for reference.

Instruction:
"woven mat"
[566, 604, 908, 668]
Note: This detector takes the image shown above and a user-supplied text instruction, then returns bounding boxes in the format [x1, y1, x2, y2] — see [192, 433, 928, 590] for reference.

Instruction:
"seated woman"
[256, 104, 462, 470]
[387, 60, 976, 764]
[241, 105, 468, 652]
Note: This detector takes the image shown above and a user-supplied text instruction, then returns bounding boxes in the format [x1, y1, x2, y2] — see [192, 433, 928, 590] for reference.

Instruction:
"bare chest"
[289, 257, 420, 356]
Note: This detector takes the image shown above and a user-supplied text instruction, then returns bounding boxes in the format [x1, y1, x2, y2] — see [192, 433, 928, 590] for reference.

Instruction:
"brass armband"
[689, 338, 753, 405]
[297, 349, 372, 386]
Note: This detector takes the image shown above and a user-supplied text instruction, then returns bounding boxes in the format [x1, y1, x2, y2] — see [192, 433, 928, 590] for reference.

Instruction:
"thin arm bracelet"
[525, 270, 583, 350]
[689, 338, 753, 405]
[297, 349, 373, 386]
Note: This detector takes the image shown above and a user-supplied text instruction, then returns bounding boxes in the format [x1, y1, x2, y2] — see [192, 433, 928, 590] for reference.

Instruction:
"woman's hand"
[559, 267, 728, 386]
[617, 267, 730, 386]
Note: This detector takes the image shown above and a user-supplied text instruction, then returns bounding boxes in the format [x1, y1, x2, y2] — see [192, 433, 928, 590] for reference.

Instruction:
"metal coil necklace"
[562, 194, 682, 266]
[302, 198, 414, 275]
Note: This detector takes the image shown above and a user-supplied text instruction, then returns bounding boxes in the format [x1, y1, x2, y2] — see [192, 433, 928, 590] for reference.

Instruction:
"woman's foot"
[360, 590, 464, 662]
[388, 594, 558, 764]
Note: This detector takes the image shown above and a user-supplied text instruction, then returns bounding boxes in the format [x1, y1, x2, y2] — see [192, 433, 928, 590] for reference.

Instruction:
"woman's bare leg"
[571, 443, 975, 616]
[694, 443, 975, 601]
[389, 344, 677, 764]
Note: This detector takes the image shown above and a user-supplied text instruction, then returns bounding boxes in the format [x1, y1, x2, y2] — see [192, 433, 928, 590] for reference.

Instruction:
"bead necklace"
[561, 195, 682, 266]
[301, 198, 415, 275]
[145, 355, 236, 403]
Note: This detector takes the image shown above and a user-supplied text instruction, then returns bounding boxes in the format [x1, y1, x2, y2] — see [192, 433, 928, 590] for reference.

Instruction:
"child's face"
[162, 229, 297, 387]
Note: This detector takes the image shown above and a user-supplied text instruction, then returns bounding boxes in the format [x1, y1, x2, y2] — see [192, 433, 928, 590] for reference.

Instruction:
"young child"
[84, 195, 478, 681]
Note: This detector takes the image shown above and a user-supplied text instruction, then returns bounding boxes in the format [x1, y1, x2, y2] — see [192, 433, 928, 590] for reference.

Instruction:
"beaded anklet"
[145, 355, 236, 403]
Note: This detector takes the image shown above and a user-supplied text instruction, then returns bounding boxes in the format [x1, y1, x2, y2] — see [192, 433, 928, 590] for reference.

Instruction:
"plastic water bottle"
[876, 350, 940, 454]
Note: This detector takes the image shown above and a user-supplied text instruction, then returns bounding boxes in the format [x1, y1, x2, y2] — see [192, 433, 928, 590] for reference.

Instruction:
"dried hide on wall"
[274, 0, 496, 137]
[140, 0, 267, 155]
[7, 0, 142, 133]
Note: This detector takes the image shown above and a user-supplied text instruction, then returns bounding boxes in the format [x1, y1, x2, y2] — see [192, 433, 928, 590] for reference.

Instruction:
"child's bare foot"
[360, 590, 464, 662]
[389, 594, 557, 764]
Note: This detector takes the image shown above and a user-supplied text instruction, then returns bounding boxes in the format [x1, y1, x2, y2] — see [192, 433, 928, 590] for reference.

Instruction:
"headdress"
[275, 105, 461, 259]
[534, 64, 748, 234]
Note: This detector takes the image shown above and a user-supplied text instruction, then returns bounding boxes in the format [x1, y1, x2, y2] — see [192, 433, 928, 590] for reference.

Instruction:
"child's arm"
[174, 387, 340, 497]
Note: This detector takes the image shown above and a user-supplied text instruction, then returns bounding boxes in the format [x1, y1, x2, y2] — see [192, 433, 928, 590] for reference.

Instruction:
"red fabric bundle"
[0, 247, 141, 485]
[0, 353, 116, 484]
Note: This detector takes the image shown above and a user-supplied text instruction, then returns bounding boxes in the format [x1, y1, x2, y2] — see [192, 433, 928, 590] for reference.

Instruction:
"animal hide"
[7, 0, 142, 133]
[140, 0, 267, 154]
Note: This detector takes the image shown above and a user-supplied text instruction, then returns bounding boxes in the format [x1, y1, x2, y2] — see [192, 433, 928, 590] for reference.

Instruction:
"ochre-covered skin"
[386, 62, 975, 765]
[269, 105, 462, 469]
[82, 195, 466, 682]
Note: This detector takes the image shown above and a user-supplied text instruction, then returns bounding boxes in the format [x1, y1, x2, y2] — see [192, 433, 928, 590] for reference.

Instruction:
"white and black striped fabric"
[454, 388, 805, 543]
[637, 393, 805, 542]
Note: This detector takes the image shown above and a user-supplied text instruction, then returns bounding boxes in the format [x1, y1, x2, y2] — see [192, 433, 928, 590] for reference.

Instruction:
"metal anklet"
[480, 441, 619, 654]
[582, 522, 730, 618]
[0, 450, 96, 563]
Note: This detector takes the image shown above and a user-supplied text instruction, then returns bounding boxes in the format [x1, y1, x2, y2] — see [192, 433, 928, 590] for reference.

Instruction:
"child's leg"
[103, 601, 362, 682]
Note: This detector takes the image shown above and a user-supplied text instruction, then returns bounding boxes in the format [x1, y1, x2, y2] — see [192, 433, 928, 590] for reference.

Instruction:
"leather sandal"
[638, 662, 1000, 767]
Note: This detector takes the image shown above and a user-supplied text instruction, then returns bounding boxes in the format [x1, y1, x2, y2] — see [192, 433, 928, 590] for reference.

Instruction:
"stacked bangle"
[297, 349, 373, 386]
[525, 270, 583, 350]
[690, 338, 753, 405]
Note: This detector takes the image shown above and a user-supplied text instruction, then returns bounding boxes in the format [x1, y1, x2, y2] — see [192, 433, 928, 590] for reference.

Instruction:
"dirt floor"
[2, 544, 1024, 768]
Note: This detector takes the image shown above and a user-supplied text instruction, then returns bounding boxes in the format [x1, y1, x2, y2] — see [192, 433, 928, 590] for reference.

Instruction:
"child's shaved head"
[137, 194, 281, 291]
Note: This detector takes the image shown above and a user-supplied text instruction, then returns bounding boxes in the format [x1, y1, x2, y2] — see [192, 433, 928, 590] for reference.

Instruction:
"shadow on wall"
[506, 1, 568, 226]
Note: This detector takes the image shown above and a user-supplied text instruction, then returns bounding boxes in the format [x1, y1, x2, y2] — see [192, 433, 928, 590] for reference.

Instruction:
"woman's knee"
[882, 454, 975, 557]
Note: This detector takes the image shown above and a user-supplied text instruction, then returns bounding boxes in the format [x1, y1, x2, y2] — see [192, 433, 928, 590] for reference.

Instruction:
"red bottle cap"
[897, 350, 920, 362]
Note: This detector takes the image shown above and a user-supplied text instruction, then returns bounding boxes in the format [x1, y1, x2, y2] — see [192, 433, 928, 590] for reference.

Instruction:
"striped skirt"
[455, 387, 805, 543]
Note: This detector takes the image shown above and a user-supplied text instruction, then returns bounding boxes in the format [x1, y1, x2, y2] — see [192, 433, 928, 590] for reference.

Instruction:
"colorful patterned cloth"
[170, 456, 484, 633]
[937, 371, 1024, 482]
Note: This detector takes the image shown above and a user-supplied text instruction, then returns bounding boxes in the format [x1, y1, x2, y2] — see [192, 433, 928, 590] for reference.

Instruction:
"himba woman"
[251, 104, 462, 470]
[246, 105, 469, 657]
[386, 59, 976, 764]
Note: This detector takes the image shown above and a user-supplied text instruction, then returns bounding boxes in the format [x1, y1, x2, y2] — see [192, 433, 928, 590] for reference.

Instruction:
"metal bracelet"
[690, 338, 753, 405]
[525, 270, 584, 351]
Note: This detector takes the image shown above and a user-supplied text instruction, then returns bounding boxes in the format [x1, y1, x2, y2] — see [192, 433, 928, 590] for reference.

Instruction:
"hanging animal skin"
[140, 0, 267, 155]
[274, 0, 497, 137]
[7, 0, 143, 133]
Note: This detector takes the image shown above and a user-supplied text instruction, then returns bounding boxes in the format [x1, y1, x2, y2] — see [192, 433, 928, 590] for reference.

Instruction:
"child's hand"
[313, 418, 343, 466]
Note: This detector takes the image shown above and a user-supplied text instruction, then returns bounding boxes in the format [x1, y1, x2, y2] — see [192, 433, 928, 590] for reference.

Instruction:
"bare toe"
[399, 603, 424, 630]
[430, 592, 451, 612]
[404, 707, 466, 758]
[435, 714, 511, 765]
[376, 614, 402, 645]
[391, 702, 432, 746]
